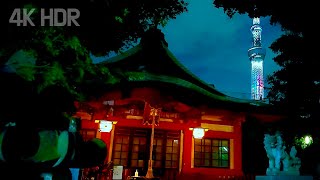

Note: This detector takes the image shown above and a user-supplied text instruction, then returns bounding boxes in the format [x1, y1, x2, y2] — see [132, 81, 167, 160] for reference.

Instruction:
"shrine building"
[74, 28, 284, 179]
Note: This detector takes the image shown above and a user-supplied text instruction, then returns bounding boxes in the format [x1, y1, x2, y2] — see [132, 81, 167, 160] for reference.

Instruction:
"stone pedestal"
[256, 175, 313, 180]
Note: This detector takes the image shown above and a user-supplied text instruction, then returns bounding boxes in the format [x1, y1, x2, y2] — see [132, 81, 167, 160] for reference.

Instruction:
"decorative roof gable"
[98, 28, 282, 115]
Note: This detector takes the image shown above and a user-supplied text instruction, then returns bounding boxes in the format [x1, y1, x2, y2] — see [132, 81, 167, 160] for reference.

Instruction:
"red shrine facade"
[74, 29, 284, 179]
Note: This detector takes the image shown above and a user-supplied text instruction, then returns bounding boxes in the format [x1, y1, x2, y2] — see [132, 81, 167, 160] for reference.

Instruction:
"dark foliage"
[1, 0, 187, 59]
[213, 0, 319, 129]
[0, 0, 188, 128]
[213, 0, 320, 175]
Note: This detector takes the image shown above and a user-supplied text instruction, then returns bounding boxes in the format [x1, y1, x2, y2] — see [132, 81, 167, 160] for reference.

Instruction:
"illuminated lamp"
[304, 135, 313, 145]
[189, 127, 208, 139]
[302, 135, 313, 149]
[96, 120, 117, 132]
[295, 134, 313, 149]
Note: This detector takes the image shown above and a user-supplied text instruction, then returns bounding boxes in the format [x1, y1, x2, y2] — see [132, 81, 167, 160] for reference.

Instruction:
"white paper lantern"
[193, 128, 205, 139]
[99, 120, 113, 132]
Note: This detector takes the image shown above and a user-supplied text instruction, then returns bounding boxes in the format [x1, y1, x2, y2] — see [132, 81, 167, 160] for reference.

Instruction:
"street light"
[145, 107, 161, 179]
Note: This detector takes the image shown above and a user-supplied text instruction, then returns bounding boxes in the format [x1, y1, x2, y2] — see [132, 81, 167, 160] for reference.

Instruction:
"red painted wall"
[182, 126, 243, 176]
[78, 87, 246, 176]
[81, 117, 243, 176]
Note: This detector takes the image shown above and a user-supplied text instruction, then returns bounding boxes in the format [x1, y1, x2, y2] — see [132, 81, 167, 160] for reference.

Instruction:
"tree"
[0, 1, 188, 177]
[212, 0, 319, 131]
[0, 0, 188, 129]
[212, 0, 320, 175]
[2, 0, 188, 57]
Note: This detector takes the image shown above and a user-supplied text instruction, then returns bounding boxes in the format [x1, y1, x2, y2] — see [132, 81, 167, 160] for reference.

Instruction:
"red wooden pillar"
[233, 120, 243, 175]
[182, 127, 193, 173]
[100, 132, 111, 162]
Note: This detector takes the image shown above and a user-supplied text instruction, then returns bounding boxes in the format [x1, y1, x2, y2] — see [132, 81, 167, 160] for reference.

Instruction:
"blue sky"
[160, 0, 283, 99]
[94, 0, 283, 99]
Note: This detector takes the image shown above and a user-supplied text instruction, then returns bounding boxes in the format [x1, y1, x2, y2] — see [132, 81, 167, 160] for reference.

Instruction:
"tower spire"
[248, 17, 266, 100]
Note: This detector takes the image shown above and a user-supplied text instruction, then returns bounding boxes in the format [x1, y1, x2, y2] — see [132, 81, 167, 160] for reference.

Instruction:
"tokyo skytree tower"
[248, 17, 266, 100]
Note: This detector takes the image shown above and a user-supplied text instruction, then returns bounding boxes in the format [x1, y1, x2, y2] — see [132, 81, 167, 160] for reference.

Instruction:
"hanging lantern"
[190, 128, 206, 139]
[99, 120, 113, 132]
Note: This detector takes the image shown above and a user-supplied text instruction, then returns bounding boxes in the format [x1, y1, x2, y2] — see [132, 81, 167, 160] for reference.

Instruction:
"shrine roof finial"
[140, 28, 168, 47]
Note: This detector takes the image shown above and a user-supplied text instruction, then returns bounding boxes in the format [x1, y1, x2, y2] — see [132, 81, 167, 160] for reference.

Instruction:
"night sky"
[94, 0, 284, 99]
[161, 0, 283, 99]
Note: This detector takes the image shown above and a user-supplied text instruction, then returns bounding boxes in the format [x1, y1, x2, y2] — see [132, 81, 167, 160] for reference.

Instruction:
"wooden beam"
[179, 130, 184, 173]
[200, 123, 234, 132]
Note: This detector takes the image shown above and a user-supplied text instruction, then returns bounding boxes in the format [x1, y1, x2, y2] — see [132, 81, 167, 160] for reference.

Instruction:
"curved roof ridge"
[96, 30, 266, 107]
[161, 42, 228, 97]
[97, 41, 263, 105]
[124, 71, 269, 107]
[98, 44, 143, 65]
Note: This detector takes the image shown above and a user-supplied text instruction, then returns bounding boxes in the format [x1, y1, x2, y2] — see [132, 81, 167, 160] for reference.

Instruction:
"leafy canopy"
[0, 0, 188, 128]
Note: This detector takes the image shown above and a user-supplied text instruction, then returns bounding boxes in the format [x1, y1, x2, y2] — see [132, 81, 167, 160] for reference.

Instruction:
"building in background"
[248, 17, 266, 100]
[74, 29, 283, 180]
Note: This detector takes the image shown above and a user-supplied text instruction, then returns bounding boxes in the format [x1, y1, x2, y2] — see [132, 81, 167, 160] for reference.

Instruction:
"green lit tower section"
[248, 17, 266, 100]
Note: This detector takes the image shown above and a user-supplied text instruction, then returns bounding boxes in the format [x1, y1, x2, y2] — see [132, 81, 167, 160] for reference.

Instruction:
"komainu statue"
[286, 146, 301, 175]
[263, 131, 301, 175]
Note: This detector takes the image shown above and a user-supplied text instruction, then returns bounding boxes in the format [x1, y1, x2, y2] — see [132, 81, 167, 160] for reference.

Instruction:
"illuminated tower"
[248, 17, 266, 100]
